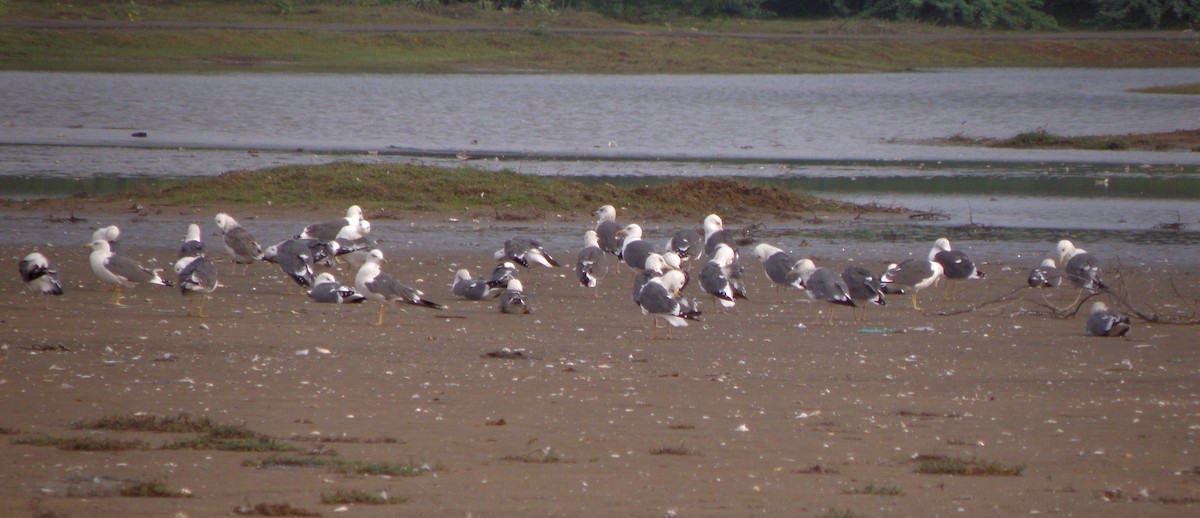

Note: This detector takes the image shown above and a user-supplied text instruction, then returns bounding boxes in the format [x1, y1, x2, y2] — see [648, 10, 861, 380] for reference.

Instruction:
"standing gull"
[355, 249, 445, 326]
[1086, 301, 1131, 337]
[702, 214, 735, 259]
[699, 244, 745, 311]
[498, 279, 532, 314]
[632, 253, 669, 306]
[929, 238, 985, 301]
[796, 259, 856, 324]
[18, 252, 64, 308]
[752, 243, 804, 295]
[638, 270, 701, 340]
[841, 266, 887, 321]
[1057, 239, 1106, 291]
[881, 258, 944, 312]
[214, 213, 264, 273]
[495, 237, 560, 268]
[178, 223, 207, 259]
[174, 255, 218, 317]
[619, 224, 657, 272]
[87, 239, 172, 306]
[1027, 258, 1062, 288]
[452, 269, 502, 300]
[307, 272, 366, 304]
[594, 205, 624, 269]
[575, 230, 608, 297]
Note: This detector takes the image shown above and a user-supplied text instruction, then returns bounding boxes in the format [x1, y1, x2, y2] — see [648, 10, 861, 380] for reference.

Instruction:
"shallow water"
[2, 69, 1199, 247]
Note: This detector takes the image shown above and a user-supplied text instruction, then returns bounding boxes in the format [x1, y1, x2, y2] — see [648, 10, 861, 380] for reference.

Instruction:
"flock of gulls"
[17, 204, 1131, 339]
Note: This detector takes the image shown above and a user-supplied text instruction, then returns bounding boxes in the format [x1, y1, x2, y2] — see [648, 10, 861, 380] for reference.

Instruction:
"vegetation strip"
[245, 454, 425, 477]
[914, 454, 1025, 476]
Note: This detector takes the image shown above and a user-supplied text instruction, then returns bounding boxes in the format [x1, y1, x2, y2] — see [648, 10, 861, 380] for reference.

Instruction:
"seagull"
[86, 239, 172, 306]
[619, 224, 657, 271]
[298, 205, 371, 243]
[178, 223, 206, 259]
[1027, 258, 1062, 288]
[487, 261, 520, 290]
[632, 253, 669, 306]
[499, 279, 531, 314]
[594, 205, 624, 269]
[267, 239, 316, 292]
[575, 230, 607, 297]
[796, 259, 856, 324]
[307, 272, 366, 304]
[214, 213, 264, 273]
[881, 258, 944, 312]
[1057, 239, 1106, 291]
[702, 214, 734, 259]
[495, 237, 560, 268]
[929, 238, 985, 300]
[18, 252, 64, 308]
[667, 227, 702, 266]
[1087, 302, 1131, 337]
[699, 243, 746, 311]
[452, 269, 502, 300]
[638, 270, 701, 340]
[92, 225, 120, 246]
[355, 249, 445, 326]
[752, 243, 804, 295]
[174, 255, 218, 317]
[841, 266, 887, 321]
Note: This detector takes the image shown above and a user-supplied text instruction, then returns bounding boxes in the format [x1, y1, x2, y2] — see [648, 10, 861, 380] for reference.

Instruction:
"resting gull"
[841, 266, 886, 321]
[174, 255, 218, 317]
[498, 279, 532, 314]
[699, 243, 745, 311]
[594, 205, 624, 268]
[752, 243, 804, 295]
[619, 224, 657, 271]
[796, 259, 856, 324]
[575, 230, 608, 297]
[667, 227, 702, 266]
[87, 239, 172, 306]
[452, 269, 502, 300]
[495, 237, 560, 268]
[881, 258, 944, 312]
[214, 213, 264, 273]
[355, 249, 445, 326]
[299, 205, 371, 242]
[1027, 258, 1062, 288]
[1086, 301, 1131, 337]
[1057, 239, 1106, 291]
[18, 252, 64, 308]
[178, 223, 207, 259]
[929, 238, 985, 300]
[632, 253, 669, 306]
[307, 272, 366, 304]
[487, 261, 520, 290]
[638, 270, 701, 340]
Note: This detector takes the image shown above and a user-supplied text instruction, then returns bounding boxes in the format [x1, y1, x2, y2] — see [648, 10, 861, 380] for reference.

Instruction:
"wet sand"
[2, 208, 1199, 517]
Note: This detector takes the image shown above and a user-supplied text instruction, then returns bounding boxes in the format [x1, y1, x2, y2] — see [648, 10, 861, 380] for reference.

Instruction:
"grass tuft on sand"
[72, 412, 224, 434]
[843, 482, 904, 496]
[914, 454, 1025, 476]
[233, 502, 323, 516]
[245, 454, 425, 477]
[11, 435, 150, 451]
[321, 489, 406, 505]
[119, 480, 191, 498]
[121, 162, 876, 218]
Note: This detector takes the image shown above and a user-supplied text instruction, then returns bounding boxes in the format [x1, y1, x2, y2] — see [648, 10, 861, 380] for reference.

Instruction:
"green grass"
[1131, 83, 1200, 95]
[119, 480, 191, 498]
[11, 435, 149, 451]
[245, 454, 425, 477]
[2, 2, 1198, 74]
[123, 161, 873, 218]
[915, 454, 1025, 476]
[843, 482, 904, 496]
[320, 489, 406, 505]
[163, 435, 297, 452]
[72, 413, 224, 434]
[649, 444, 698, 456]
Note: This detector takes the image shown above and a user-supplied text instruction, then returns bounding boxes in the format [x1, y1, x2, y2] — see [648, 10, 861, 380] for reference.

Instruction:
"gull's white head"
[621, 224, 643, 240]
[584, 230, 600, 247]
[315, 272, 337, 285]
[506, 279, 524, 292]
[595, 205, 616, 222]
[753, 243, 782, 262]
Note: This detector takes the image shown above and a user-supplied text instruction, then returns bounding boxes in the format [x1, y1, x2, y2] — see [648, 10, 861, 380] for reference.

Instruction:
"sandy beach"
[1, 206, 1198, 517]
